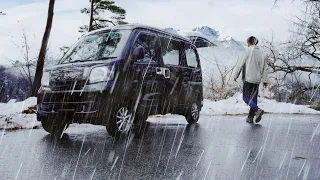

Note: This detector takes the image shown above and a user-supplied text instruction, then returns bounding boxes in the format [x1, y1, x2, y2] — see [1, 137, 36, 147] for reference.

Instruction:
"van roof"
[87, 24, 192, 43]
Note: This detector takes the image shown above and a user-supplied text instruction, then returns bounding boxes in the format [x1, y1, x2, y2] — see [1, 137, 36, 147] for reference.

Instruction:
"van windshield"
[59, 29, 131, 64]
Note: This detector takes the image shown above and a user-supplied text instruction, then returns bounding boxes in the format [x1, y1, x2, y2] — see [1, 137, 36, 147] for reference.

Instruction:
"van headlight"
[41, 72, 50, 86]
[89, 65, 115, 84]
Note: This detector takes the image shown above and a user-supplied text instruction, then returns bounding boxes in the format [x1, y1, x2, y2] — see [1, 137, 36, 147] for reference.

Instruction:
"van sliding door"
[159, 35, 184, 113]
[181, 44, 203, 106]
[127, 31, 165, 116]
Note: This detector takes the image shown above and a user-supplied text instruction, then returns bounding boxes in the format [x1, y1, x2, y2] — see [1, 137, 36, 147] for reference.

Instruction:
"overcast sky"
[0, 0, 302, 65]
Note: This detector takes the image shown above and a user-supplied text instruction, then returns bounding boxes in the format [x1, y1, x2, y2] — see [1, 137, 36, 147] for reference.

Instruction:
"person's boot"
[246, 117, 253, 123]
[254, 109, 264, 123]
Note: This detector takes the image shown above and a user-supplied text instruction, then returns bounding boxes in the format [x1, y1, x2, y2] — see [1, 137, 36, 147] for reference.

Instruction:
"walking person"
[233, 36, 268, 123]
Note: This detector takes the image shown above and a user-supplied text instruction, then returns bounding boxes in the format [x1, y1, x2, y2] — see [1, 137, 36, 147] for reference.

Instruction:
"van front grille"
[50, 80, 87, 91]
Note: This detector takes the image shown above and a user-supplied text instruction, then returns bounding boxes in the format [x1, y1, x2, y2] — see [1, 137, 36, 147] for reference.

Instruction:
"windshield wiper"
[95, 57, 117, 60]
[69, 59, 87, 63]
[62, 57, 117, 64]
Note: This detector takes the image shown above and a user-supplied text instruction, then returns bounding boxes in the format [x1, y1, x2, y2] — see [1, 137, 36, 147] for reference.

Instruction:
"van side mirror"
[132, 47, 145, 60]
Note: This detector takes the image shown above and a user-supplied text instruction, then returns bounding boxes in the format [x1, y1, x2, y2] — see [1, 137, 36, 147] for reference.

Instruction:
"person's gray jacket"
[233, 45, 268, 84]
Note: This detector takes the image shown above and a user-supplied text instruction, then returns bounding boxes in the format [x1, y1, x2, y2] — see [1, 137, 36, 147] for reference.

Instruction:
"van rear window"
[185, 47, 198, 68]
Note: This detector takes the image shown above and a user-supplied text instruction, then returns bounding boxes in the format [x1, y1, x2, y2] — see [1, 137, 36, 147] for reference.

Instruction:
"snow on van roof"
[85, 24, 192, 42]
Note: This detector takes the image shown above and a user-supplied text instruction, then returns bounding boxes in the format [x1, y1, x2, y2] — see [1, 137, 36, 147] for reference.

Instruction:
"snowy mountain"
[219, 36, 245, 50]
[165, 26, 245, 51]
[181, 26, 245, 50]
[192, 26, 220, 39]
[164, 28, 179, 34]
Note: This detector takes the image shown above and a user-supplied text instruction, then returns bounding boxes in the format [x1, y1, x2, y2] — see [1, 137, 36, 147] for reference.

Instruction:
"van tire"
[106, 103, 134, 137]
[41, 117, 68, 139]
[184, 101, 201, 124]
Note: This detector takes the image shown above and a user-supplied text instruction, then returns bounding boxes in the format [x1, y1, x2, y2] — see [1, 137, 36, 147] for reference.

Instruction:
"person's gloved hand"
[263, 82, 268, 88]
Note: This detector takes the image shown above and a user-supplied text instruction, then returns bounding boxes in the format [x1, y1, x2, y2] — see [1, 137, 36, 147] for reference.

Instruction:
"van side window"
[185, 46, 198, 68]
[160, 37, 180, 66]
[133, 33, 159, 63]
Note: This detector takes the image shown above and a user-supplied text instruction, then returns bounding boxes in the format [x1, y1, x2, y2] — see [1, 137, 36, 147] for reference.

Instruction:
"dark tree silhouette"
[80, 0, 127, 32]
[30, 0, 55, 96]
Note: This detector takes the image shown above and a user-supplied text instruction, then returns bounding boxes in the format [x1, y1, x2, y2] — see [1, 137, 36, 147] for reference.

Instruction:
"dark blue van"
[37, 24, 203, 138]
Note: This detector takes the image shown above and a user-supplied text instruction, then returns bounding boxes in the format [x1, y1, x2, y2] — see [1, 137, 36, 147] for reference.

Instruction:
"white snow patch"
[201, 93, 320, 115]
[0, 97, 37, 115]
[0, 97, 40, 130]
[0, 113, 40, 130]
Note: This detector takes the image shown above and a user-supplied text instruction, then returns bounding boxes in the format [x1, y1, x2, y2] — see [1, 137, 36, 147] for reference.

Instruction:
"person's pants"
[242, 81, 259, 118]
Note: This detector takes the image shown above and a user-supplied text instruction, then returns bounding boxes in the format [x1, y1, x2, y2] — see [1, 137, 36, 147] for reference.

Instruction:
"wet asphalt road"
[0, 114, 320, 180]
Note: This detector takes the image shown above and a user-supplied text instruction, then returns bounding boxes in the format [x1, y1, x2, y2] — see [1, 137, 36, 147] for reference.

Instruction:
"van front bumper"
[37, 88, 111, 124]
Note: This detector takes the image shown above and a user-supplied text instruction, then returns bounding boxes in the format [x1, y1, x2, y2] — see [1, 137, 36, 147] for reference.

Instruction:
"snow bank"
[0, 114, 40, 130]
[0, 97, 37, 115]
[0, 97, 40, 130]
[201, 93, 320, 115]
[0, 95, 318, 131]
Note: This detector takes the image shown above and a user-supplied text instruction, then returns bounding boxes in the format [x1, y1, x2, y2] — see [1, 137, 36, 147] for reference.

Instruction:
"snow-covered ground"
[0, 95, 318, 131]
[0, 97, 40, 130]
[201, 93, 320, 115]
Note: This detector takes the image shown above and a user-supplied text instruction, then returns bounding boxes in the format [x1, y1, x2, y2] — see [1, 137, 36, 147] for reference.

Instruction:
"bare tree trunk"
[88, 0, 94, 32]
[30, 0, 55, 96]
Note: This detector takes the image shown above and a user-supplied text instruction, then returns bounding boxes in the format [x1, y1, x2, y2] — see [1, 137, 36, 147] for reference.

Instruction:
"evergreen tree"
[80, 0, 127, 32]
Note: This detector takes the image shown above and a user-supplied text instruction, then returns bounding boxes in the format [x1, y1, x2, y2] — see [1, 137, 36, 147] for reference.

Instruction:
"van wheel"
[41, 117, 68, 138]
[185, 102, 201, 124]
[106, 105, 134, 137]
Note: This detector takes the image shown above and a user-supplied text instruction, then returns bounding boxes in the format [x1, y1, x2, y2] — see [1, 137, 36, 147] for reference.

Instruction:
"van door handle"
[156, 67, 163, 75]
[163, 68, 170, 79]
[156, 67, 170, 78]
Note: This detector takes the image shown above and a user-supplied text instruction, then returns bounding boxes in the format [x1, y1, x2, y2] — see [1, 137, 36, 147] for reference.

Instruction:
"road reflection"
[38, 119, 208, 179]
